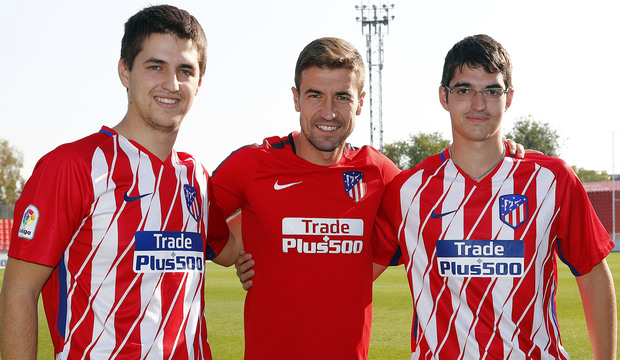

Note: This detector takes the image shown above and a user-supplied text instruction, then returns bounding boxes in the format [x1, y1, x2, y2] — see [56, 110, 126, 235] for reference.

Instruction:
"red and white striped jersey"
[212, 133, 400, 360]
[10, 127, 229, 360]
[372, 146, 613, 360]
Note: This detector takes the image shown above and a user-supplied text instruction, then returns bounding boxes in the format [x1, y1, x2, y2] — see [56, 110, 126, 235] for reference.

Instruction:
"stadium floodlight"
[354, 1, 395, 152]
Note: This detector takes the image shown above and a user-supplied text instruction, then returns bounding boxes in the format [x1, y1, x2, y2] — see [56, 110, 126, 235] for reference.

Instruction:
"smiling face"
[439, 65, 513, 145]
[292, 66, 364, 165]
[119, 33, 202, 135]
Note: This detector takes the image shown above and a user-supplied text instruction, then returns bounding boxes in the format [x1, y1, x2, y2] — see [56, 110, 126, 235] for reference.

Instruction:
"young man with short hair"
[373, 34, 617, 359]
[0, 5, 240, 359]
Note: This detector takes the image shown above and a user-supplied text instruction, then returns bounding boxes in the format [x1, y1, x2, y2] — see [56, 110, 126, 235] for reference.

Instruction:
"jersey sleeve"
[377, 150, 402, 185]
[372, 171, 406, 266]
[211, 146, 257, 218]
[203, 173, 231, 260]
[554, 161, 614, 276]
[9, 145, 94, 267]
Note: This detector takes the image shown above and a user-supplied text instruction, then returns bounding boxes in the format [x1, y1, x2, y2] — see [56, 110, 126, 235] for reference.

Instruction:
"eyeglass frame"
[444, 85, 510, 101]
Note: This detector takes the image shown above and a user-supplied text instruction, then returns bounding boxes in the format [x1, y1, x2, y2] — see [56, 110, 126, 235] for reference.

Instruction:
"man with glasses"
[372, 34, 617, 359]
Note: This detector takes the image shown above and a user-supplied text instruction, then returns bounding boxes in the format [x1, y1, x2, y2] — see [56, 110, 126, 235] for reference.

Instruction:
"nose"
[319, 99, 337, 120]
[162, 72, 180, 92]
[471, 91, 487, 111]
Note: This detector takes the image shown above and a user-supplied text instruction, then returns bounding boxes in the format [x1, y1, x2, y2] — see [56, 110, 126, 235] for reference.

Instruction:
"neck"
[293, 133, 344, 166]
[113, 117, 177, 161]
[450, 140, 505, 181]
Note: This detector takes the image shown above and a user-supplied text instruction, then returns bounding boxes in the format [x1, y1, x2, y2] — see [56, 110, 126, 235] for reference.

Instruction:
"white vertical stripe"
[489, 161, 517, 358]
[139, 159, 165, 360]
[440, 162, 474, 357]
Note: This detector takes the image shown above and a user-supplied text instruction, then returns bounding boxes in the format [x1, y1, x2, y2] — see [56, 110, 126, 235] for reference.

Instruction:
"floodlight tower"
[355, 1, 394, 152]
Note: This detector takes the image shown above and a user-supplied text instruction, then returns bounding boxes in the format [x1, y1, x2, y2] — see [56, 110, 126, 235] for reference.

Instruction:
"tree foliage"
[571, 166, 610, 183]
[383, 132, 450, 170]
[505, 115, 560, 157]
[0, 139, 24, 205]
[383, 116, 611, 183]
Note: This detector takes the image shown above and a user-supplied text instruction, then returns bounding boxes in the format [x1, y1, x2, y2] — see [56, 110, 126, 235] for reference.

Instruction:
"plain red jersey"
[212, 133, 400, 360]
[373, 146, 614, 359]
[10, 127, 229, 359]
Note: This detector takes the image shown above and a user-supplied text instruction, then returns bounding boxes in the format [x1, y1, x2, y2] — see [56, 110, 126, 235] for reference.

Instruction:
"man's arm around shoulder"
[0, 257, 53, 360]
[576, 259, 617, 360]
[211, 211, 242, 267]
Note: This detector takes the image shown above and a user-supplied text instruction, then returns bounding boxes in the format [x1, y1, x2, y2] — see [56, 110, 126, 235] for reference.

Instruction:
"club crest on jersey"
[499, 194, 529, 229]
[343, 171, 366, 203]
[183, 184, 201, 222]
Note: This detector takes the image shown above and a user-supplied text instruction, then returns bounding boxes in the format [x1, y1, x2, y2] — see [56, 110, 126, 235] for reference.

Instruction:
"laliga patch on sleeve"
[18, 204, 39, 240]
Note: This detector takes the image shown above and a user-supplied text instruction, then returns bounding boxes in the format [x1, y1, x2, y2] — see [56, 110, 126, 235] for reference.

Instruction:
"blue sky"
[2, 0, 619, 178]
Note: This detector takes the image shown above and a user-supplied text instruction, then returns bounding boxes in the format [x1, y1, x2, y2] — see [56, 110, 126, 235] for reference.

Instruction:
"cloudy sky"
[2, 0, 619, 178]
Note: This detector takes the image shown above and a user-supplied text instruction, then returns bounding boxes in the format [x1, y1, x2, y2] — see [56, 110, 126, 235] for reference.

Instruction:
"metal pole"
[367, 32, 374, 147]
[377, 26, 384, 151]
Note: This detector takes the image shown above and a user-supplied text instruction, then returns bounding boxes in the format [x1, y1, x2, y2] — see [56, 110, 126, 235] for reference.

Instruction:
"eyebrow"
[305, 89, 323, 95]
[452, 81, 504, 89]
[144, 58, 196, 71]
[305, 89, 353, 97]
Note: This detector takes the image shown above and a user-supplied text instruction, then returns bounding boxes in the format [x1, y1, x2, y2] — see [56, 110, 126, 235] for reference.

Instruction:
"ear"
[505, 88, 514, 110]
[439, 85, 449, 111]
[118, 59, 130, 89]
[356, 91, 365, 116]
[292, 86, 301, 112]
[195, 77, 202, 96]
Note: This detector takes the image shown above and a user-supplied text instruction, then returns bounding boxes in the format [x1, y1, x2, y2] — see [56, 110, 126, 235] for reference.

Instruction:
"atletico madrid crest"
[499, 194, 528, 229]
[343, 171, 366, 203]
[184, 184, 201, 222]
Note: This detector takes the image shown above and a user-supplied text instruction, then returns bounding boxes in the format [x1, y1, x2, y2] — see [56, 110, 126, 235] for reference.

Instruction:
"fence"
[0, 205, 14, 252]
[0, 219, 12, 251]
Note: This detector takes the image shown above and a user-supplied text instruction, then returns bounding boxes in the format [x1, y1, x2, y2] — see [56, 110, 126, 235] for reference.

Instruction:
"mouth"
[316, 124, 339, 131]
[154, 96, 180, 106]
[465, 113, 490, 122]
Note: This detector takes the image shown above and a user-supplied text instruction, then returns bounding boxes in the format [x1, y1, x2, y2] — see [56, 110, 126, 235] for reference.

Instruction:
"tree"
[0, 139, 24, 205]
[383, 132, 450, 170]
[505, 115, 560, 157]
[572, 166, 610, 183]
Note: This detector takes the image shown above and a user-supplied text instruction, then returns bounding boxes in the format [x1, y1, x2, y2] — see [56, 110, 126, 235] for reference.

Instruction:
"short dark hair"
[120, 5, 207, 77]
[441, 34, 512, 89]
[294, 37, 365, 95]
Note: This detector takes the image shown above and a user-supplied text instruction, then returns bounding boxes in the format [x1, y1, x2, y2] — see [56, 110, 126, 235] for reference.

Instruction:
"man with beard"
[212, 37, 400, 359]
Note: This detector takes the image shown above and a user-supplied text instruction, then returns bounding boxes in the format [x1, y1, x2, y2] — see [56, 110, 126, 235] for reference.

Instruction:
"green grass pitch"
[1, 252, 618, 359]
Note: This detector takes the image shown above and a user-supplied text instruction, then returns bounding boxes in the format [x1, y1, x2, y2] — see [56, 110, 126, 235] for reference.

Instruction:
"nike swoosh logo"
[124, 192, 152, 202]
[430, 209, 458, 219]
[274, 181, 303, 190]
